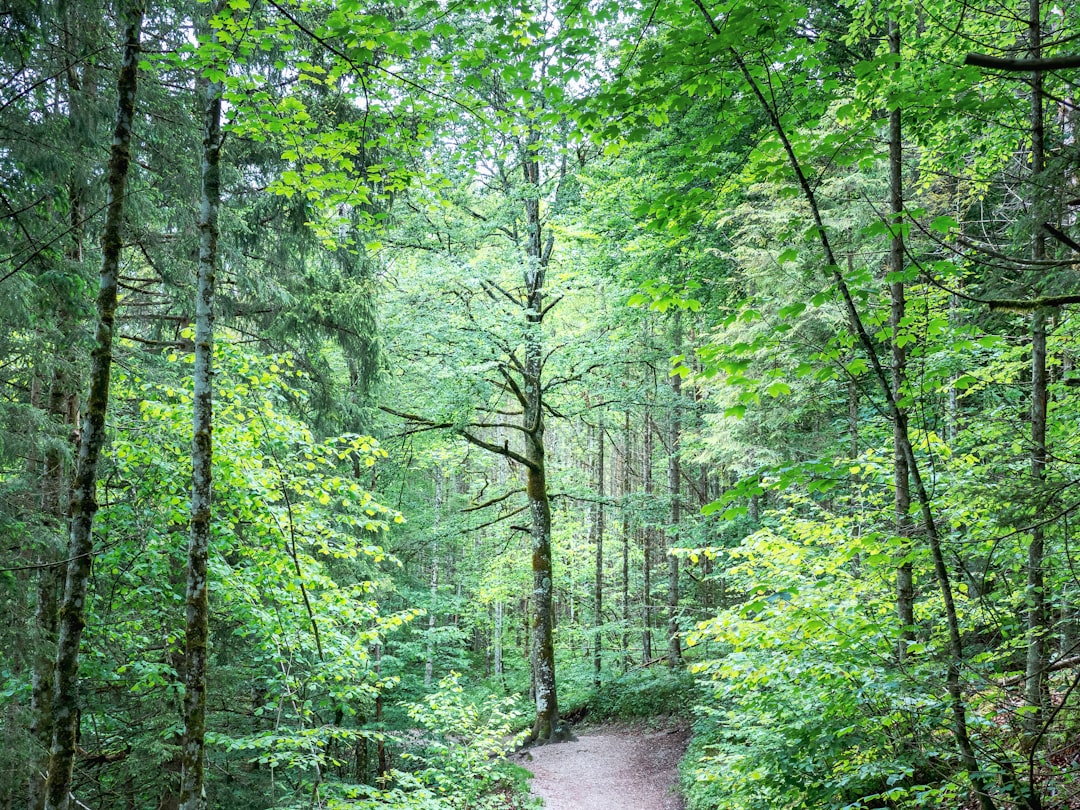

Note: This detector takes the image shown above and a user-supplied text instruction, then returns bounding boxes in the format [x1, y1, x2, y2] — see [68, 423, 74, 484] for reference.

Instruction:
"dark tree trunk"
[1025, 0, 1049, 744]
[666, 314, 682, 669]
[642, 410, 654, 663]
[621, 411, 632, 671]
[888, 16, 915, 654]
[591, 420, 604, 687]
[44, 7, 143, 809]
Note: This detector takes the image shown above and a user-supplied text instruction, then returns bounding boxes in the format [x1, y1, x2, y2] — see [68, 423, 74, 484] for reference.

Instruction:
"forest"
[2, 0, 1080, 808]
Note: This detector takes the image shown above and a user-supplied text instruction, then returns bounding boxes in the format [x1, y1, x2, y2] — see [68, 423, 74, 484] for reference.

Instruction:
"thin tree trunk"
[375, 643, 388, 785]
[591, 420, 604, 688]
[685, 5, 998, 803]
[888, 16, 915, 655]
[426, 472, 443, 688]
[667, 314, 682, 669]
[621, 411, 631, 671]
[44, 8, 143, 808]
[1024, 0, 1049, 745]
[642, 410, 654, 664]
[494, 601, 504, 681]
[178, 51, 222, 810]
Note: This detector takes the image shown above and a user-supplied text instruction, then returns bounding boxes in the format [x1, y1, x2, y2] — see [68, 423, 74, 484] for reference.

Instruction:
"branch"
[497, 367, 528, 406]
[1001, 655, 1080, 686]
[379, 405, 538, 470]
[965, 53, 1080, 72]
[541, 294, 564, 318]
[1043, 222, 1080, 254]
[462, 488, 525, 513]
[464, 504, 530, 533]
[986, 294, 1080, 311]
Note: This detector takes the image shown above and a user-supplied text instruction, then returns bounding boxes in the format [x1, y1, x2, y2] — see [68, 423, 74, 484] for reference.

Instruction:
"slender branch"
[379, 405, 538, 470]
[462, 488, 525, 512]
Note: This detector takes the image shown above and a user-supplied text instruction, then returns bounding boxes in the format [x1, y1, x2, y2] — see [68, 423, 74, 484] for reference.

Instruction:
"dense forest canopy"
[3, 0, 1080, 808]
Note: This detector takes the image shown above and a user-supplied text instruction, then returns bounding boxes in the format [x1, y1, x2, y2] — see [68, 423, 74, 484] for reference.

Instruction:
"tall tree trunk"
[590, 420, 605, 688]
[44, 7, 143, 808]
[493, 600, 504, 681]
[30, 11, 89, 805]
[425, 472, 443, 689]
[621, 411, 632, 671]
[1025, 0, 1049, 743]
[178, 50, 222, 810]
[888, 16, 915, 655]
[522, 133, 559, 741]
[667, 312, 682, 669]
[642, 410, 654, 663]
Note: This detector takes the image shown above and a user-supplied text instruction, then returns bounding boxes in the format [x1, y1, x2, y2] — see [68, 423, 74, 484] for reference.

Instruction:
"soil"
[517, 723, 690, 810]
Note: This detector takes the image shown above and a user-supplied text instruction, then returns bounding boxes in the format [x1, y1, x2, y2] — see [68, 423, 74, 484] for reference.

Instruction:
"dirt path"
[518, 724, 689, 810]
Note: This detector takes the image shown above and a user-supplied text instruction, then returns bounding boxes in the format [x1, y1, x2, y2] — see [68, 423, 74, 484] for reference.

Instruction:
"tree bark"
[590, 420, 605, 687]
[178, 47, 222, 810]
[44, 7, 143, 808]
[426, 471, 443, 689]
[888, 16, 915, 655]
[642, 408, 654, 664]
[522, 131, 559, 741]
[621, 411, 632, 671]
[667, 312, 682, 669]
[1024, 0, 1049, 743]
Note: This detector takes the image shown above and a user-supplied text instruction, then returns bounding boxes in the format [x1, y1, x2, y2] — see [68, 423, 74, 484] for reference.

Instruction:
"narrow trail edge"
[516, 723, 689, 810]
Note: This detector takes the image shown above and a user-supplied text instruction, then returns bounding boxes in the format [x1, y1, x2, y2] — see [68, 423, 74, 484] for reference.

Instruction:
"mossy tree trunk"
[178, 39, 223, 810]
[44, 5, 143, 808]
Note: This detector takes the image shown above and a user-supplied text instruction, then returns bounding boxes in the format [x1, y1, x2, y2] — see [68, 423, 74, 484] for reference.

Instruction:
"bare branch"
[965, 52, 1080, 71]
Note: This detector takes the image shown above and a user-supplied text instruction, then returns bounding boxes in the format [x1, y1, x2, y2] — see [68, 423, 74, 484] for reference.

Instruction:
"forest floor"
[516, 722, 690, 809]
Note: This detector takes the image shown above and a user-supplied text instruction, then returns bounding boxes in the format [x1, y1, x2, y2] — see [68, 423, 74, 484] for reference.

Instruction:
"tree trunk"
[522, 135, 559, 741]
[888, 15, 915, 655]
[1024, 0, 1049, 744]
[426, 472, 443, 689]
[621, 411, 631, 671]
[44, 8, 143, 808]
[591, 420, 605, 688]
[494, 600, 504, 681]
[178, 50, 222, 810]
[666, 314, 682, 669]
[642, 410, 654, 663]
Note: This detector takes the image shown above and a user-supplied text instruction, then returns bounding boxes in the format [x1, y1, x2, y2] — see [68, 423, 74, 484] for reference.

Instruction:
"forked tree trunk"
[44, 6, 143, 809]
[179, 51, 223, 810]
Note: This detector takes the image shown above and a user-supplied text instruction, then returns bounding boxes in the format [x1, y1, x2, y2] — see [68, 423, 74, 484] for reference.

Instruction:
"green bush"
[403, 673, 530, 809]
[587, 669, 696, 721]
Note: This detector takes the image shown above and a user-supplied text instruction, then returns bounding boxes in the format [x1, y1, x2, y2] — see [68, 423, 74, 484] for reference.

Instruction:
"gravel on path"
[517, 724, 689, 810]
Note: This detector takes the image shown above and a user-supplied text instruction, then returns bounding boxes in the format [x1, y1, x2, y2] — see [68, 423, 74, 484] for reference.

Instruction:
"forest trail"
[519, 724, 689, 809]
